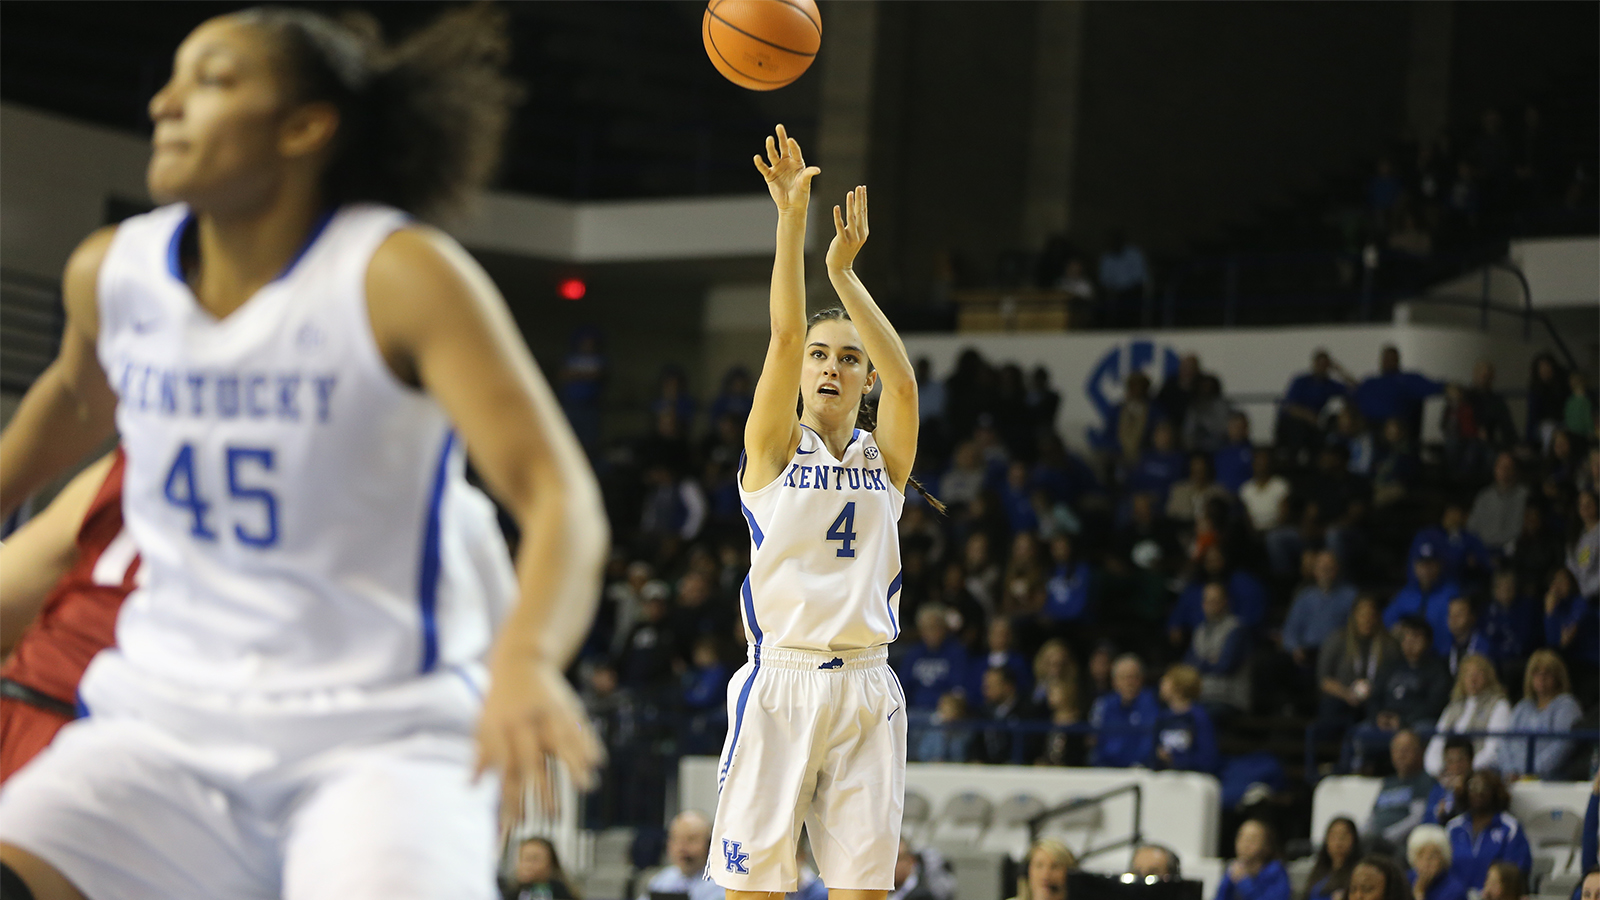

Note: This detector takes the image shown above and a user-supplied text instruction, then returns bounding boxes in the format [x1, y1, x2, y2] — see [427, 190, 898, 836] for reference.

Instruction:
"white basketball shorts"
[0, 650, 498, 900]
[708, 645, 906, 892]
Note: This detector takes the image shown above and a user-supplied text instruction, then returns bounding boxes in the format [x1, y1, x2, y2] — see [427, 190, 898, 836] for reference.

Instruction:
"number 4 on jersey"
[826, 501, 857, 558]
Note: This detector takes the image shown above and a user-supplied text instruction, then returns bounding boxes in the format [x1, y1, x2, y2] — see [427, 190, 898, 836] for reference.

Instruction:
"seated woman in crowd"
[1480, 861, 1525, 900]
[1217, 820, 1291, 900]
[1424, 654, 1510, 778]
[1406, 825, 1468, 900]
[1149, 664, 1219, 774]
[1349, 857, 1411, 900]
[1316, 595, 1398, 732]
[1445, 770, 1532, 892]
[1006, 839, 1078, 900]
[1304, 817, 1360, 900]
[1497, 649, 1583, 779]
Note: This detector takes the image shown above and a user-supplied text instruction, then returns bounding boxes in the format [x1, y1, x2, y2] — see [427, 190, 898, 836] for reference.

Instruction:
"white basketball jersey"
[96, 203, 515, 693]
[737, 425, 904, 653]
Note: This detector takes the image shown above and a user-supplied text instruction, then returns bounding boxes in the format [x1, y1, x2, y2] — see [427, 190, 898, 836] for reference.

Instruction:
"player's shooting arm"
[0, 454, 114, 656]
[825, 186, 918, 491]
[743, 124, 816, 487]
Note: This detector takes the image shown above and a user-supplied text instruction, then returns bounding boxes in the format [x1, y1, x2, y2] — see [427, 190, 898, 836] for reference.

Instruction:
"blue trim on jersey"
[719, 663, 759, 790]
[845, 428, 861, 453]
[740, 501, 766, 549]
[417, 430, 456, 674]
[886, 569, 903, 639]
[165, 207, 335, 285]
[740, 575, 764, 663]
[451, 665, 484, 702]
[166, 212, 195, 282]
[272, 208, 337, 282]
[74, 690, 89, 719]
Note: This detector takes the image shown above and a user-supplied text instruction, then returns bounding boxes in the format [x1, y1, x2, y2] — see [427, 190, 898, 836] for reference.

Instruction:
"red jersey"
[2, 452, 136, 704]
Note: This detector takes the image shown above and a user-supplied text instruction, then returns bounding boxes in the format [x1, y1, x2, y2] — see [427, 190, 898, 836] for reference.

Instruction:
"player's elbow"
[882, 377, 918, 403]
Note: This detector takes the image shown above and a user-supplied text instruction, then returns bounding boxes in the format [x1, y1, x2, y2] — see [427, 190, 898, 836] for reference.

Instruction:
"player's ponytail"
[803, 308, 947, 515]
[240, 4, 519, 219]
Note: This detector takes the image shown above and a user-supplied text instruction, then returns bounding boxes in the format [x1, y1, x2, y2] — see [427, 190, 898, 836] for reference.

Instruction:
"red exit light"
[558, 277, 587, 301]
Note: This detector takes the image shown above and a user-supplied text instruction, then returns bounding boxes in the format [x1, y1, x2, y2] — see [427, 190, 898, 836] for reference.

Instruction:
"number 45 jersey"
[96, 204, 515, 694]
[736, 425, 905, 654]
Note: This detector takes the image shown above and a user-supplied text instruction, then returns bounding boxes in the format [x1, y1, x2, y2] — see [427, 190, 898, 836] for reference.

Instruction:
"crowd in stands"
[566, 329, 1598, 835]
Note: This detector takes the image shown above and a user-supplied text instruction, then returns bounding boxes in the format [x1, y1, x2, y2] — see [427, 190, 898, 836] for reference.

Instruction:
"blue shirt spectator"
[1444, 811, 1532, 891]
[1098, 236, 1150, 296]
[1282, 366, 1349, 421]
[1409, 519, 1493, 588]
[1089, 656, 1160, 768]
[898, 609, 969, 711]
[1408, 869, 1468, 900]
[1482, 577, 1540, 662]
[1282, 552, 1358, 657]
[1127, 446, 1186, 509]
[683, 657, 731, 712]
[1384, 548, 1461, 656]
[1421, 781, 1462, 826]
[1544, 592, 1599, 669]
[1150, 693, 1219, 774]
[1215, 441, 1254, 494]
[1216, 860, 1291, 900]
[1352, 347, 1444, 434]
[1043, 557, 1094, 625]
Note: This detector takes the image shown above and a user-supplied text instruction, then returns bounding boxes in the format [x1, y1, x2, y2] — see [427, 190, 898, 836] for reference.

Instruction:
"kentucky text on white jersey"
[96, 203, 515, 693]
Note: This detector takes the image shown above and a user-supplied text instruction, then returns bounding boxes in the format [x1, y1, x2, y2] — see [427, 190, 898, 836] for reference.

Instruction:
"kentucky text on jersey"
[781, 463, 888, 491]
[112, 359, 337, 423]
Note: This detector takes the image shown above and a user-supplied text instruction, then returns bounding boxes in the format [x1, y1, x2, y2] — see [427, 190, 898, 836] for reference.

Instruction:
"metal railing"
[1027, 782, 1144, 864]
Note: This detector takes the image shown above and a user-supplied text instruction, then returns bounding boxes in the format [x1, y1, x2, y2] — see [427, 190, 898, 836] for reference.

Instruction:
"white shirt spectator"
[1239, 475, 1291, 531]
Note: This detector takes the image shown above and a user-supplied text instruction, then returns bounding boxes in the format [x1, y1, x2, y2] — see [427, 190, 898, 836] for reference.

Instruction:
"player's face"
[147, 17, 312, 210]
[802, 319, 875, 424]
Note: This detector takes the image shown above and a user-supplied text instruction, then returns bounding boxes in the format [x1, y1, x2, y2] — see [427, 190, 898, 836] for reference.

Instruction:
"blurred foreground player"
[0, 6, 606, 899]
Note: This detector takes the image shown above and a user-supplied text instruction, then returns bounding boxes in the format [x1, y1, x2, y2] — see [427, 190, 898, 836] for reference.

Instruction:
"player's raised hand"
[826, 185, 869, 271]
[476, 653, 604, 833]
[753, 123, 820, 215]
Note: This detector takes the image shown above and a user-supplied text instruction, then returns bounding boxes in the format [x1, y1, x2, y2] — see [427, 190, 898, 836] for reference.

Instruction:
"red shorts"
[0, 695, 74, 784]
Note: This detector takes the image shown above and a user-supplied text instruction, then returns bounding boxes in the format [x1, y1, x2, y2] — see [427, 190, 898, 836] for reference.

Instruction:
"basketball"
[702, 0, 821, 92]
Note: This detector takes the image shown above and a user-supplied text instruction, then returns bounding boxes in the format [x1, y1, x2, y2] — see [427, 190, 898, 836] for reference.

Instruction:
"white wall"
[902, 322, 1561, 453]
[1511, 236, 1600, 309]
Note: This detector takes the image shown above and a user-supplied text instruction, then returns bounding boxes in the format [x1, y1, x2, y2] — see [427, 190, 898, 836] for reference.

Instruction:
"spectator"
[1272, 445, 1370, 577]
[1216, 820, 1291, 900]
[972, 618, 1033, 701]
[1150, 664, 1219, 773]
[1037, 677, 1086, 767]
[1170, 546, 1269, 641]
[682, 636, 732, 714]
[1570, 490, 1599, 599]
[1098, 232, 1151, 313]
[1030, 639, 1081, 710]
[1112, 371, 1157, 466]
[914, 358, 947, 429]
[1129, 844, 1182, 881]
[671, 570, 729, 654]
[1156, 354, 1202, 427]
[1041, 535, 1094, 632]
[1306, 817, 1360, 900]
[1284, 551, 1360, 667]
[1027, 366, 1062, 438]
[899, 605, 969, 710]
[1526, 353, 1568, 449]
[939, 442, 987, 509]
[915, 692, 971, 763]
[1543, 567, 1599, 686]
[639, 810, 725, 900]
[1482, 571, 1539, 689]
[1240, 449, 1292, 533]
[1058, 258, 1097, 305]
[1372, 419, 1421, 509]
[1411, 504, 1494, 590]
[1566, 372, 1596, 437]
[1349, 857, 1410, 900]
[1510, 506, 1565, 592]
[1424, 736, 1474, 825]
[1089, 654, 1160, 768]
[1184, 375, 1233, 453]
[1167, 453, 1229, 526]
[1317, 595, 1398, 733]
[606, 561, 671, 656]
[1468, 454, 1530, 553]
[1424, 655, 1510, 777]
[1480, 862, 1525, 900]
[1444, 770, 1531, 892]
[1384, 545, 1461, 656]
[617, 592, 681, 694]
[1129, 421, 1186, 509]
[1445, 362, 1517, 475]
[1370, 157, 1405, 215]
[890, 839, 955, 900]
[1407, 825, 1469, 900]
[1442, 598, 1495, 675]
[974, 666, 1040, 764]
[504, 837, 579, 900]
[707, 366, 754, 430]
[639, 462, 707, 545]
[1335, 406, 1378, 477]
[1278, 350, 1354, 461]
[1363, 729, 1437, 852]
[1498, 649, 1583, 779]
[1353, 346, 1444, 441]
[1186, 581, 1251, 710]
[1008, 839, 1078, 900]
[1372, 617, 1451, 733]
[1001, 531, 1046, 615]
[1215, 413, 1256, 494]
[558, 328, 608, 455]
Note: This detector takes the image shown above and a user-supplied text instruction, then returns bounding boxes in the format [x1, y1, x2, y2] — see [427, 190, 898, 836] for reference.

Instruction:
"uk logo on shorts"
[723, 839, 750, 874]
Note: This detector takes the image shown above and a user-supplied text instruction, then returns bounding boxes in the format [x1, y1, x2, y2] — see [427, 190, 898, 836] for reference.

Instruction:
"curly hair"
[236, 3, 519, 219]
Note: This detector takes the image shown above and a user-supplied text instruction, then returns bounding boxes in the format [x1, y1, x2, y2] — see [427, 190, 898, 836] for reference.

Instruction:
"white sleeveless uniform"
[0, 204, 514, 900]
[709, 425, 908, 893]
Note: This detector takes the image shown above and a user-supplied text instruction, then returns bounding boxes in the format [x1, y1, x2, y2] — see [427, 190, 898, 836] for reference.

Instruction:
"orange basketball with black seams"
[702, 0, 821, 91]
